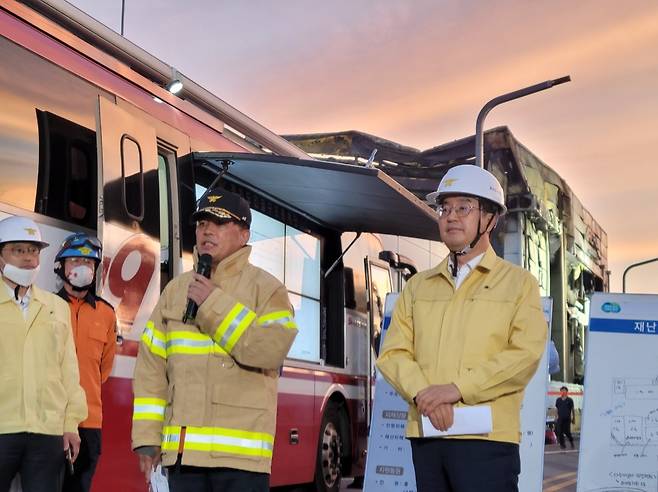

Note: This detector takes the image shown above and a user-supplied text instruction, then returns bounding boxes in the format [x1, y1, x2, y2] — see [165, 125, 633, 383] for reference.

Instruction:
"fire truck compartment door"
[186, 152, 440, 240]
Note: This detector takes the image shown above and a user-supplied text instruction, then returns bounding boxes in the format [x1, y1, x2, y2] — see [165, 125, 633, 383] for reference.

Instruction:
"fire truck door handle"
[289, 429, 299, 445]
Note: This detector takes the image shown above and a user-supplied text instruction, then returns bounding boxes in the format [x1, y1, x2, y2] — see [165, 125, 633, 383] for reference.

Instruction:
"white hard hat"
[0, 216, 49, 248]
[426, 164, 506, 213]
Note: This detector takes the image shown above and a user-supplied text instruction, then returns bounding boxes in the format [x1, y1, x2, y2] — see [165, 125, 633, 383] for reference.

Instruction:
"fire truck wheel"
[314, 402, 349, 492]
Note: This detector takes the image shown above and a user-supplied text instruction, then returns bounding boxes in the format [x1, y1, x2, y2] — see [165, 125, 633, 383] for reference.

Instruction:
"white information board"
[364, 293, 416, 492]
[518, 297, 553, 492]
[577, 293, 658, 492]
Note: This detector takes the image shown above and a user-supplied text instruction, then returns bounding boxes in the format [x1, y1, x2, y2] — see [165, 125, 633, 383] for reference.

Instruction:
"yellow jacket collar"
[429, 245, 498, 280]
[0, 280, 48, 305]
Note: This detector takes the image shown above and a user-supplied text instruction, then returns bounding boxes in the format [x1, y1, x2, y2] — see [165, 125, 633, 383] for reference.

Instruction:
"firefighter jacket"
[376, 246, 547, 444]
[57, 289, 117, 429]
[0, 284, 88, 436]
[132, 246, 297, 473]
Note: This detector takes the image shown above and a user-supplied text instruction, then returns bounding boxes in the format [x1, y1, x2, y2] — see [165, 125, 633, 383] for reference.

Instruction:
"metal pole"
[120, 0, 126, 36]
[475, 76, 571, 168]
[622, 257, 658, 293]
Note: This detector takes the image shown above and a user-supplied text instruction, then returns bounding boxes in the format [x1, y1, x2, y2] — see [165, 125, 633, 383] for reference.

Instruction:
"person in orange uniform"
[54, 233, 117, 492]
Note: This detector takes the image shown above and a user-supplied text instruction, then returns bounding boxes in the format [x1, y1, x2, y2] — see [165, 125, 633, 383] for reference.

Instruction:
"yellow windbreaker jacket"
[132, 246, 297, 473]
[0, 284, 87, 436]
[376, 246, 547, 443]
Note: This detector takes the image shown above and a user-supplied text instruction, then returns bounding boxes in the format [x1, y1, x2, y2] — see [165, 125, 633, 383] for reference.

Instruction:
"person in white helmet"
[0, 216, 87, 492]
[376, 165, 547, 492]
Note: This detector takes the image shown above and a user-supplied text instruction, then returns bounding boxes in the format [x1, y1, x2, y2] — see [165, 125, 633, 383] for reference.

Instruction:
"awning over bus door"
[181, 152, 440, 240]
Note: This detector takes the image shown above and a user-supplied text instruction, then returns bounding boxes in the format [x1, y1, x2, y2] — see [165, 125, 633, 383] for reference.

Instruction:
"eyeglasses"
[4, 244, 40, 258]
[60, 234, 102, 251]
[437, 204, 481, 218]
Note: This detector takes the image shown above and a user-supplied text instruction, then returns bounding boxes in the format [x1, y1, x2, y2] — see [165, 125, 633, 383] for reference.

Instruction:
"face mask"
[2, 263, 40, 287]
[67, 265, 95, 288]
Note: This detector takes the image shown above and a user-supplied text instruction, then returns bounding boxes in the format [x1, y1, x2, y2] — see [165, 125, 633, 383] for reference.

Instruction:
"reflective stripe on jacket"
[376, 246, 547, 443]
[131, 246, 297, 473]
[0, 284, 88, 436]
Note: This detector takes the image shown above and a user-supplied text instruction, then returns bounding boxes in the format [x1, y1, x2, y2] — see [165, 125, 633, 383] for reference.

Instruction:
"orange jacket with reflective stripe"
[131, 246, 297, 473]
[58, 290, 117, 429]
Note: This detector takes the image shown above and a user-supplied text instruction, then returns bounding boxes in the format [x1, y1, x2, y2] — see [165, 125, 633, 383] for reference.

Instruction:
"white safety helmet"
[426, 164, 506, 214]
[0, 216, 49, 249]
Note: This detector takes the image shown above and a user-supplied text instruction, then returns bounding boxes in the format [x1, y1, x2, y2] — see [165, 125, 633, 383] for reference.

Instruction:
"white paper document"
[421, 405, 493, 437]
[149, 465, 169, 492]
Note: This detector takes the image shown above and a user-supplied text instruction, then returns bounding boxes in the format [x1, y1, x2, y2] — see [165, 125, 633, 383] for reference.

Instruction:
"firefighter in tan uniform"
[0, 216, 87, 492]
[132, 188, 298, 492]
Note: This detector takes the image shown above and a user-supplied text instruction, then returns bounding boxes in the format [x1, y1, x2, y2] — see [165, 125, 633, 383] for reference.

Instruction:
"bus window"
[35, 110, 97, 229]
[285, 226, 321, 362]
[120, 135, 144, 221]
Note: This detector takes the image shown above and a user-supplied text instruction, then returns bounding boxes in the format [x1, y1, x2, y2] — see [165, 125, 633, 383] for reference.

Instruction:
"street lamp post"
[475, 76, 571, 168]
[120, 0, 126, 36]
[622, 257, 658, 293]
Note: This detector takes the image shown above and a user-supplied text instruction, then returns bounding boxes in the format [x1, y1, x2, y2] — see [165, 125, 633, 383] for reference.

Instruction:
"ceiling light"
[166, 79, 183, 94]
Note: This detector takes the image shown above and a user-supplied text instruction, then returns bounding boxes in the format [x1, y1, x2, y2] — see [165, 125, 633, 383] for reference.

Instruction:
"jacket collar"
[56, 287, 97, 308]
[0, 278, 49, 305]
[428, 245, 499, 280]
[194, 246, 252, 283]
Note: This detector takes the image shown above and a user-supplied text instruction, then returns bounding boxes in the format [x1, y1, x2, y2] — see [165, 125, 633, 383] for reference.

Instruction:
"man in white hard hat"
[376, 165, 547, 491]
[0, 216, 87, 492]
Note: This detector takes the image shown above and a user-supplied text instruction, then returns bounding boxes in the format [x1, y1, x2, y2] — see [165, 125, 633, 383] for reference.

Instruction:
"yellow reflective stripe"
[133, 397, 167, 422]
[184, 442, 272, 458]
[141, 321, 166, 359]
[224, 311, 256, 352]
[181, 426, 274, 458]
[165, 331, 228, 357]
[214, 304, 244, 340]
[213, 303, 256, 352]
[161, 426, 181, 451]
[134, 397, 167, 406]
[257, 310, 297, 330]
[133, 412, 165, 421]
[257, 310, 291, 324]
[160, 425, 274, 458]
[182, 426, 274, 443]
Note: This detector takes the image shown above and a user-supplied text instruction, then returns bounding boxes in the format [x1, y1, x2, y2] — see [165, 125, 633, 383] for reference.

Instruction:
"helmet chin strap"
[69, 281, 95, 292]
[449, 210, 497, 278]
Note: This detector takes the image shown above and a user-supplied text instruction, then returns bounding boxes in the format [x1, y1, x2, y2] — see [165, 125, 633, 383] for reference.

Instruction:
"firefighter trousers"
[167, 455, 269, 492]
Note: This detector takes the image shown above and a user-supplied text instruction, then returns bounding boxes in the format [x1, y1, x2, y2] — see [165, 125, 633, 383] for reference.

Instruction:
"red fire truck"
[0, 1, 444, 489]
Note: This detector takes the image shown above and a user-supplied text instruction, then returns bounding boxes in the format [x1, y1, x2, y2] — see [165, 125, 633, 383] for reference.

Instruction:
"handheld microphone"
[183, 253, 213, 323]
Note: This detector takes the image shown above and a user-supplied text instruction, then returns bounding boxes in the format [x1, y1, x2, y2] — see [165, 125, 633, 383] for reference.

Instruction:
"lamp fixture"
[166, 79, 183, 94]
[166, 67, 184, 94]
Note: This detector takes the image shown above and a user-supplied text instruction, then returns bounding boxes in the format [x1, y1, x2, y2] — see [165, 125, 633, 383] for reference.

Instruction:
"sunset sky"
[70, 0, 658, 293]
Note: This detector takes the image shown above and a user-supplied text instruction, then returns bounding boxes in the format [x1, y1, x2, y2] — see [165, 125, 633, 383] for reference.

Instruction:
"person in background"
[0, 216, 87, 492]
[555, 386, 575, 449]
[55, 233, 117, 492]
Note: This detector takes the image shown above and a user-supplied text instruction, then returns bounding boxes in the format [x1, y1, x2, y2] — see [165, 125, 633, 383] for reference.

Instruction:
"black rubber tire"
[314, 402, 349, 492]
